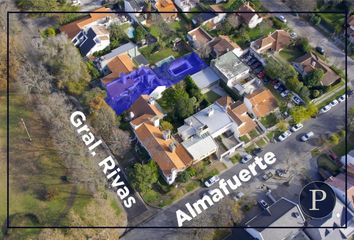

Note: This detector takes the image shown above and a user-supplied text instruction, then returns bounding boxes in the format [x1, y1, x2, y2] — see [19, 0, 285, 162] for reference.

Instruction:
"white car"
[338, 94, 346, 103]
[204, 175, 220, 187]
[292, 96, 302, 105]
[280, 90, 290, 97]
[278, 130, 292, 142]
[330, 99, 339, 107]
[277, 15, 287, 23]
[301, 131, 314, 142]
[290, 32, 297, 39]
[241, 154, 253, 164]
[320, 105, 331, 113]
[258, 199, 269, 209]
[290, 123, 303, 132]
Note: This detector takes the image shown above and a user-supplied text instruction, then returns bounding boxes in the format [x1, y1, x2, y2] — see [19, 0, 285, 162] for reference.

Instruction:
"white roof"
[182, 135, 218, 160]
[340, 149, 354, 165]
[191, 67, 220, 90]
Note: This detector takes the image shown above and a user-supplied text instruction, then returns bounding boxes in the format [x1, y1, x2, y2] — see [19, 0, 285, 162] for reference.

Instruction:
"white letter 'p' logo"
[309, 189, 327, 211]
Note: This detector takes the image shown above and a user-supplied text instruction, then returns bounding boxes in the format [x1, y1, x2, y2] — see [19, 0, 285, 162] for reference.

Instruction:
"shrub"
[177, 171, 190, 183]
[230, 154, 242, 164]
[160, 120, 174, 131]
[329, 134, 340, 145]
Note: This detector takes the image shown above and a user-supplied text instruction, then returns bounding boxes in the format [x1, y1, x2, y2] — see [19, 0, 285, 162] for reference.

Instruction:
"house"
[59, 7, 117, 43]
[190, 67, 220, 93]
[325, 173, 354, 213]
[250, 30, 291, 56]
[101, 53, 136, 85]
[124, 0, 147, 24]
[187, 27, 214, 49]
[209, 4, 227, 27]
[304, 197, 354, 240]
[340, 149, 354, 177]
[244, 88, 278, 118]
[211, 51, 250, 87]
[78, 26, 110, 56]
[209, 35, 243, 58]
[237, 2, 263, 29]
[97, 42, 141, 71]
[155, 0, 178, 22]
[348, 15, 354, 44]
[129, 95, 193, 185]
[293, 52, 341, 86]
[174, 0, 199, 11]
[245, 197, 306, 240]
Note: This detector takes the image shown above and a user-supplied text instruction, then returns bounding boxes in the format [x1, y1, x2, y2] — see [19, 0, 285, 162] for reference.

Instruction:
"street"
[122, 96, 352, 239]
[260, 0, 354, 84]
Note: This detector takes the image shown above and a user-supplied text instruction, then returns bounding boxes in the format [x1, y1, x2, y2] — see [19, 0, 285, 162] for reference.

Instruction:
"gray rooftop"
[99, 42, 137, 62]
[191, 67, 220, 90]
[212, 51, 249, 80]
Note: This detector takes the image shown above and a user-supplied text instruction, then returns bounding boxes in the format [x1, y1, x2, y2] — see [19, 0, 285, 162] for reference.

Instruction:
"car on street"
[254, 67, 263, 74]
[252, 147, 263, 156]
[232, 192, 245, 201]
[320, 105, 331, 113]
[338, 94, 346, 102]
[251, 62, 261, 69]
[301, 131, 314, 142]
[292, 95, 302, 105]
[316, 46, 325, 55]
[203, 189, 214, 197]
[290, 123, 303, 132]
[258, 199, 269, 209]
[348, 90, 354, 96]
[204, 175, 220, 187]
[257, 71, 265, 79]
[329, 99, 339, 107]
[276, 169, 287, 177]
[274, 82, 281, 90]
[278, 130, 292, 142]
[277, 15, 287, 23]
[280, 90, 290, 97]
[241, 154, 253, 164]
[290, 32, 297, 39]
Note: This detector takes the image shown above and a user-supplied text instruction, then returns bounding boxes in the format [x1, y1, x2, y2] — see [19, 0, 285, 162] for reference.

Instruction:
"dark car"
[316, 46, 325, 55]
[263, 76, 270, 83]
[348, 89, 354, 96]
[277, 84, 286, 92]
[252, 147, 263, 156]
[248, 58, 257, 65]
[254, 67, 263, 74]
[251, 62, 261, 69]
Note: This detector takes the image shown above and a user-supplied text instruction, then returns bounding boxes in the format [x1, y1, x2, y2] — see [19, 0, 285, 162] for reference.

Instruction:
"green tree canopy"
[304, 69, 324, 87]
[130, 161, 159, 192]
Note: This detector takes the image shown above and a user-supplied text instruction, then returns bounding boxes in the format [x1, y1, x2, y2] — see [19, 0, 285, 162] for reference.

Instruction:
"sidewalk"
[311, 84, 345, 105]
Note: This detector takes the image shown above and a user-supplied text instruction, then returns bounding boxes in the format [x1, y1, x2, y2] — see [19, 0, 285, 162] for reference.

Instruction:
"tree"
[198, 43, 212, 59]
[304, 69, 324, 87]
[227, 14, 241, 29]
[299, 86, 310, 101]
[286, 76, 303, 93]
[290, 106, 308, 123]
[130, 161, 159, 192]
[296, 37, 311, 53]
[185, 75, 203, 103]
[277, 120, 288, 132]
[107, 128, 131, 157]
[307, 103, 318, 117]
[160, 120, 174, 131]
[311, 89, 321, 98]
[310, 14, 321, 25]
[82, 87, 107, 112]
[134, 25, 146, 44]
[265, 57, 296, 81]
[109, 23, 128, 48]
[329, 134, 340, 145]
[177, 171, 190, 183]
[90, 106, 118, 139]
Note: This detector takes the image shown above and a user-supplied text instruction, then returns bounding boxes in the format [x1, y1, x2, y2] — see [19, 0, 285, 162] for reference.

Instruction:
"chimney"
[148, 97, 155, 105]
[311, 60, 316, 67]
[207, 107, 214, 117]
[169, 142, 176, 152]
[129, 111, 135, 119]
[187, 119, 193, 126]
[162, 130, 171, 140]
[151, 116, 160, 127]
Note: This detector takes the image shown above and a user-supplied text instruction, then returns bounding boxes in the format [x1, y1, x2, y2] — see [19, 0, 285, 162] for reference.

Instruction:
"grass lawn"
[230, 153, 242, 164]
[141, 47, 183, 64]
[279, 46, 304, 62]
[317, 154, 340, 175]
[245, 144, 257, 154]
[317, 13, 345, 33]
[239, 135, 251, 144]
[249, 129, 260, 139]
[315, 87, 345, 109]
[260, 113, 278, 128]
[204, 90, 221, 103]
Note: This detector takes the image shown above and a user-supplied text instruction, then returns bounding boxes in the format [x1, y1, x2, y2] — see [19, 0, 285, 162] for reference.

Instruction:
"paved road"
[122, 96, 353, 239]
[260, 0, 354, 84]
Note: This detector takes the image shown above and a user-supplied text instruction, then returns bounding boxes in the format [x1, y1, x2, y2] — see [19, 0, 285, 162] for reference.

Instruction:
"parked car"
[262, 171, 273, 181]
[263, 77, 270, 83]
[203, 189, 214, 197]
[278, 130, 291, 142]
[338, 94, 346, 102]
[257, 71, 265, 79]
[316, 46, 325, 55]
[251, 62, 261, 69]
[277, 15, 287, 23]
[254, 67, 263, 74]
[232, 192, 245, 201]
[320, 105, 331, 113]
[301, 131, 314, 142]
[277, 85, 286, 92]
[290, 32, 297, 39]
[280, 90, 290, 97]
[274, 82, 281, 90]
[329, 99, 339, 107]
[241, 154, 253, 164]
[292, 96, 302, 105]
[248, 58, 257, 65]
[252, 147, 263, 156]
[348, 90, 354, 96]
[258, 199, 269, 209]
[204, 175, 220, 187]
[290, 123, 303, 132]
[276, 169, 287, 177]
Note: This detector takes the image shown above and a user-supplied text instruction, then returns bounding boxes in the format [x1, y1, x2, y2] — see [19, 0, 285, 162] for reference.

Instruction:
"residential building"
[174, 0, 199, 12]
[78, 26, 110, 56]
[244, 88, 278, 118]
[187, 27, 214, 49]
[340, 149, 354, 177]
[190, 67, 220, 93]
[209, 4, 227, 27]
[245, 197, 306, 240]
[250, 30, 291, 56]
[304, 197, 354, 240]
[124, 0, 147, 24]
[101, 53, 136, 85]
[211, 51, 250, 87]
[237, 2, 263, 29]
[209, 35, 243, 58]
[155, 0, 178, 22]
[325, 173, 354, 212]
[191, 12, 222, 29]
[348, 15, 354, 44]
[59, 7, 117, 43]
[129, 95, 193, 185]
[293, 52, 341, 86]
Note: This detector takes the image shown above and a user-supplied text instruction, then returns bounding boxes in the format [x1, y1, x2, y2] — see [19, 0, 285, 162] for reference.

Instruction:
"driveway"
[122, 96, 353, 239]
[260, 0, 354, 84]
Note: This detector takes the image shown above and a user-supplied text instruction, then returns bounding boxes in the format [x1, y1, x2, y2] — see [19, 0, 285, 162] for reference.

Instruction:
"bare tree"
[227, 14, 241, 29]
[198, 44, 212, 59]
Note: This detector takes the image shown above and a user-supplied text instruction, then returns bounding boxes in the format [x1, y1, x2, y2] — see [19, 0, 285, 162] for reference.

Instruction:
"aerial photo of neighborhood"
[1, 0, 354, 239]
